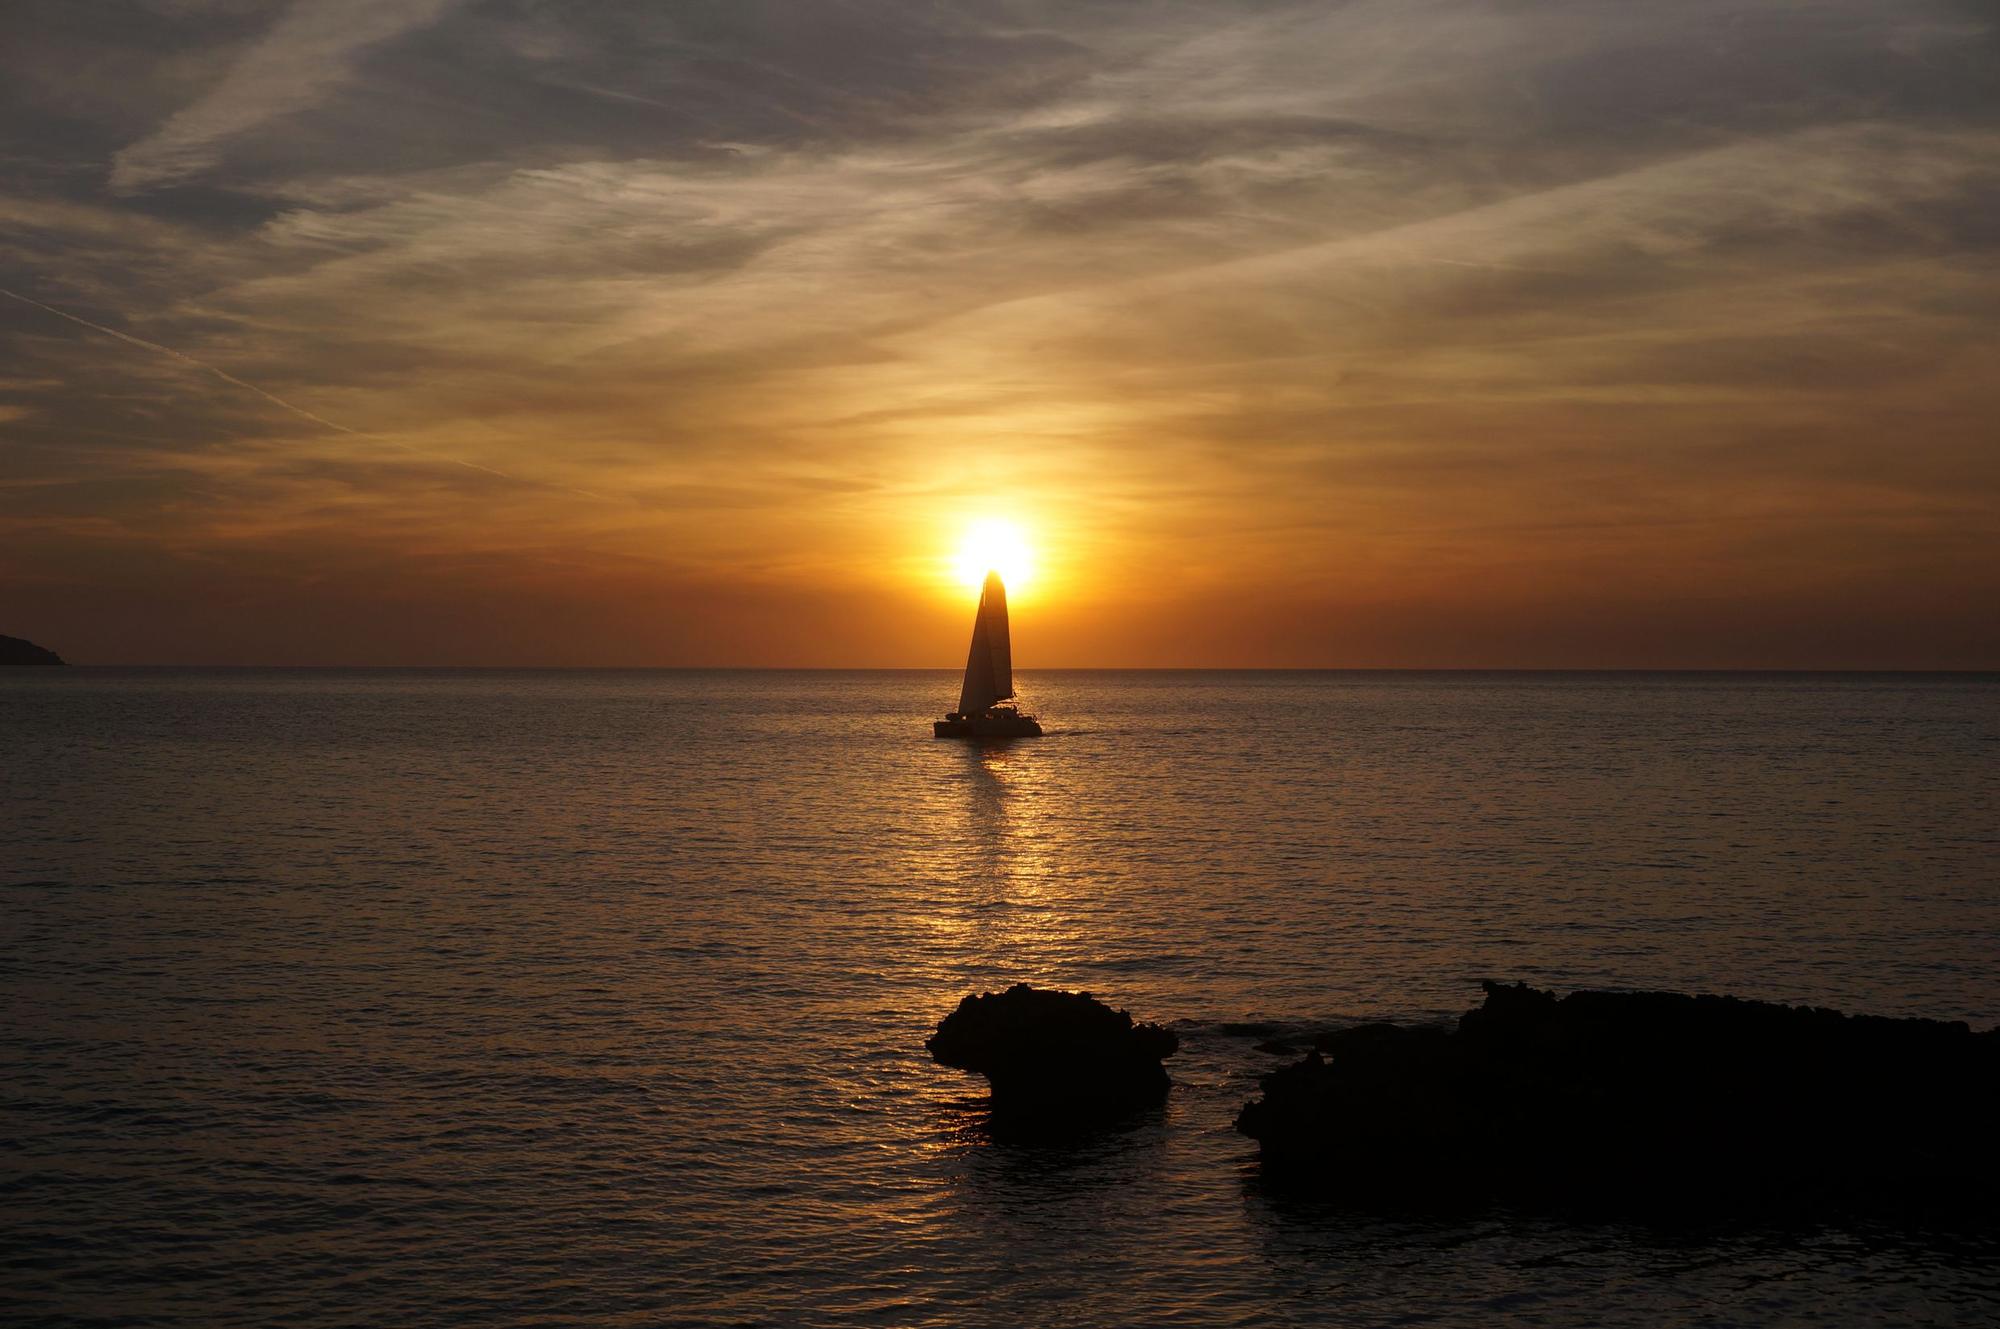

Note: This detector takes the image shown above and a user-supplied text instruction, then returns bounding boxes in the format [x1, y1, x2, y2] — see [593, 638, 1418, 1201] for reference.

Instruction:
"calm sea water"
[4, 669, 1998, 1327]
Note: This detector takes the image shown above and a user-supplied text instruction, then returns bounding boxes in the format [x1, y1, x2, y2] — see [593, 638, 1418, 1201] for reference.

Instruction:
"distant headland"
[1, 634, 66, 666]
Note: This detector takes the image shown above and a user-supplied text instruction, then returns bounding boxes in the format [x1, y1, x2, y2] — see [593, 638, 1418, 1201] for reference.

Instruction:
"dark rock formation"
[929, 984, 1177, 1125]
[1, 634, 65, 665]
[1238, 982, 2000, 1216]
[1219, 1020, 1287, 1037]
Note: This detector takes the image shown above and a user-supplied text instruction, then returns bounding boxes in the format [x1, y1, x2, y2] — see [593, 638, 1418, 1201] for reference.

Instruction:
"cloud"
[3, 0, 1998, 663]
[110, 0, 464, 191]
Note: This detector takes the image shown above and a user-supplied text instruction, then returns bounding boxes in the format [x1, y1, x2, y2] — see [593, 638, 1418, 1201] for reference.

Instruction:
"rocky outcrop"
[1237, 982, 1999, 1214]
[0, 634, 65, 665]
[929, 984, 1177, 1125]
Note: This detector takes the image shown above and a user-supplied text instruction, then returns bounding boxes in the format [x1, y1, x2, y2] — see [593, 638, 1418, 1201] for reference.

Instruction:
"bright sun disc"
[953, 519, 1032, 592]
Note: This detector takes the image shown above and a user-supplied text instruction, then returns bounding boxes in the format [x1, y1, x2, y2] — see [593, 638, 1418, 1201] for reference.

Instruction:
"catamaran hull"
[934, 712, 1043, 738]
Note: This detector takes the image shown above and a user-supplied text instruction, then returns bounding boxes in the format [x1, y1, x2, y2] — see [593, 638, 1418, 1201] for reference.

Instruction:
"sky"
[2, 0, 1996, 667]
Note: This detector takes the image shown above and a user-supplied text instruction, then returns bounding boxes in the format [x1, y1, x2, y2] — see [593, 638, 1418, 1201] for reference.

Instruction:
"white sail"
[956, 570, 1015, 714]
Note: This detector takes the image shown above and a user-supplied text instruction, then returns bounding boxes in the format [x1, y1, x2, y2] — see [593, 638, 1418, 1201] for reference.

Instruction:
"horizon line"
[17, 664, 1998, 674]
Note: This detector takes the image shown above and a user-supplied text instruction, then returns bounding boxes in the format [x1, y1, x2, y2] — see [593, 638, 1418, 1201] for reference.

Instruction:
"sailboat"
[934, 570, 1043, 738]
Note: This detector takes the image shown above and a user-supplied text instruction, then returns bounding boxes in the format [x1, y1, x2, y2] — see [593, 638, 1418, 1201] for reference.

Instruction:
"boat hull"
[934, 711, 1043, 739]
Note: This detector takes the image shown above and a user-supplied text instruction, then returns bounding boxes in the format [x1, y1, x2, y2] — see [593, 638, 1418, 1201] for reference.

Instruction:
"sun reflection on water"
[920, 738, 1077, 971]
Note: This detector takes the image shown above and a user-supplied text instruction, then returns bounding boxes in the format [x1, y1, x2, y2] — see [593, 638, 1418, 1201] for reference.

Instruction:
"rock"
[1237, 981, 2000, 1216]
[1219, 1020, 1287, 1037]
[1, 634, 65, 666]
[928, 984, 1177, 1125]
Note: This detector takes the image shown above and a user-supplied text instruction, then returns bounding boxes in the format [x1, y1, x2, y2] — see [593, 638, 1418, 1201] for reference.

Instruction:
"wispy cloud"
[0, 285, 611, 500]
[110, 0, 465, 191]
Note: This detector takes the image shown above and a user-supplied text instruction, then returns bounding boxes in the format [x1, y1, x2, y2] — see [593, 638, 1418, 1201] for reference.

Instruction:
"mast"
[956, 570, 1014, 714]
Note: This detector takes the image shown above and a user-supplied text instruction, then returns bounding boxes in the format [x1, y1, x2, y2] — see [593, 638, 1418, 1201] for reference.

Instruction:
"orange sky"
[2, 1, 1996, 666]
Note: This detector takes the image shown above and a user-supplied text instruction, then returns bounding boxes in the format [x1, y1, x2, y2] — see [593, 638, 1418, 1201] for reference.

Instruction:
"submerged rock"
[1237, 982, 2000, 1215]
[1, 634, 65, 666]
[928, 984, 1177, 1124]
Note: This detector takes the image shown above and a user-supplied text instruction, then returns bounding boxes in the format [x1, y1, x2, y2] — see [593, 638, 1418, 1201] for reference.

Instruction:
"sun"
[952, 518, 1033, 592]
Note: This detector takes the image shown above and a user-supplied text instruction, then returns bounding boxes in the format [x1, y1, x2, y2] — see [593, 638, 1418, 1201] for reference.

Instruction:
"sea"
[4, 669, 1997, 1327]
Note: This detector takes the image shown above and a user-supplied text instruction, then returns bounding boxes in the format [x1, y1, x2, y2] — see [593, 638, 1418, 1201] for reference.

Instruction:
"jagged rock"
[1238, 981, 2000, 1215]
[1, 634, 65, 666]
[928, 984, 1177, 1125]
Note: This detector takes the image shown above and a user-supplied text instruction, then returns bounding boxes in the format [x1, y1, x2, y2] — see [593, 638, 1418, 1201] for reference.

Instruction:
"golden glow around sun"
[952, 518, 1033, 592]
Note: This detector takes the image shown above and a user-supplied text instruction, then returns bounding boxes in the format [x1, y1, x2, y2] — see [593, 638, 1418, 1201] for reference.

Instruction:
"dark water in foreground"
[3, 669, 1998, 1327]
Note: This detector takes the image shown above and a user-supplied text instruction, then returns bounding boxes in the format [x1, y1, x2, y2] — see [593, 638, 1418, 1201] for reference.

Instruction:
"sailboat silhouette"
[935, 571, 1043, 738]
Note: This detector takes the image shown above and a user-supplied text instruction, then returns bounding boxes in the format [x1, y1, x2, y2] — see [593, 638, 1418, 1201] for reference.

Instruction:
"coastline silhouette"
[1238, 981, 2000, 1217]
[1, 634, 66, 665]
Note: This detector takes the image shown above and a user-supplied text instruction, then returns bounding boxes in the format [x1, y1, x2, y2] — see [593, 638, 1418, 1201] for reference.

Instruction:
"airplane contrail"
[1, 286, 612, 501]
